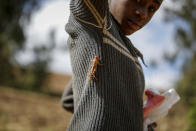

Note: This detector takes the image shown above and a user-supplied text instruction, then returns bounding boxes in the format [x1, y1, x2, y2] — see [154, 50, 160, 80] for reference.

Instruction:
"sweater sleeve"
[69, 0, 109, 28]
[61, 80, 74, 113]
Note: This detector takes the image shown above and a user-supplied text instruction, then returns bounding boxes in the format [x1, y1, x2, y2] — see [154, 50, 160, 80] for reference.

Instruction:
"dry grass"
[0, 87, 188, 131]
[156, 102, 189, 131]
[43, 73, 71, 94]
[0, 87, 72, 131]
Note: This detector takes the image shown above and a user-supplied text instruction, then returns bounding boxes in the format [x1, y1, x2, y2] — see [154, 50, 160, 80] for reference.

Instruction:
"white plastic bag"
[143, 88, 180, 131]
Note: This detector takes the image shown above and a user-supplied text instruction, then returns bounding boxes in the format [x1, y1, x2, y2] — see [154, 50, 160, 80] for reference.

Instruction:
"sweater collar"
[110, 14, 147, 67]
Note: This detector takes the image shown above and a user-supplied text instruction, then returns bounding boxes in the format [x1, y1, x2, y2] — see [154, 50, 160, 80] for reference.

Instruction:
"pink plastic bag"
[143, 88, 180, 131]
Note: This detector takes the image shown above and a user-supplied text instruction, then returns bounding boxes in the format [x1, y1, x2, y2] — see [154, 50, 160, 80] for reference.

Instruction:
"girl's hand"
[143, 89, 165, 118]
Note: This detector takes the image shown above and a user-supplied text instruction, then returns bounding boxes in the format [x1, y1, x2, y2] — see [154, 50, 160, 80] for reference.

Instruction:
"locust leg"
[88, 74, 98, 83]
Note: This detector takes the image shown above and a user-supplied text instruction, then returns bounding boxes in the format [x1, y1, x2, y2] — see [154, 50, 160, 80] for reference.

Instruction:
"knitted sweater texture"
[62, 0, 145, 130]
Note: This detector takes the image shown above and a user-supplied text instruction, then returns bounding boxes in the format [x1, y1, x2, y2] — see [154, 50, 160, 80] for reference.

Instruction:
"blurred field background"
[0, 0, 195, 130]
[0, 86, 188, 131]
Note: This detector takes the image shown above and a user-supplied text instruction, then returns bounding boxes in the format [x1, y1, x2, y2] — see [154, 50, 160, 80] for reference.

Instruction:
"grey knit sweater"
[61, 0, 146, 130]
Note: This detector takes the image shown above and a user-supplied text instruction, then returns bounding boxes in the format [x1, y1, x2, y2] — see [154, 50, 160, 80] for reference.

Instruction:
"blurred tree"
[14, 29, 56, 91]
[0, 0, 54, 91]
[165, 0, 196, 130]
[165, 0, 196, 106]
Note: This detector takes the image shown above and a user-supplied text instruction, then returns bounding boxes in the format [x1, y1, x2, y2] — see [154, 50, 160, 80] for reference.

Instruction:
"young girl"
[62, 0, 163, 130]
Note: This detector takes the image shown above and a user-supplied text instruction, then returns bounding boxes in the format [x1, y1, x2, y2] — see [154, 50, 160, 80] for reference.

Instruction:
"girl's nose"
[135, 8, 148, 19]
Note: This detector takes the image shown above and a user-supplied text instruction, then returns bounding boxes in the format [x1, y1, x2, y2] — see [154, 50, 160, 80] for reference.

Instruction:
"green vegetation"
[165, 0, 196, 130]
[0, 0, 56, 93]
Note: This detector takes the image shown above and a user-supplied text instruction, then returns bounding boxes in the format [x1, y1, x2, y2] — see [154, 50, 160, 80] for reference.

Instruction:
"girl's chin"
[123, 29, 135, 35]
[120, 26, 137, 35]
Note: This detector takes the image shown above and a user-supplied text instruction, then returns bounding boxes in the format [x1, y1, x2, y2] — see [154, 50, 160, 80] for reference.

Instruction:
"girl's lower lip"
[127, 20, 140, 30]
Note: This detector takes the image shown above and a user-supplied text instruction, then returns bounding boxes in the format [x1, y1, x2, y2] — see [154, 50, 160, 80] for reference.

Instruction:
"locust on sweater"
[61, 0, 146, 130]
